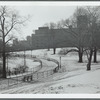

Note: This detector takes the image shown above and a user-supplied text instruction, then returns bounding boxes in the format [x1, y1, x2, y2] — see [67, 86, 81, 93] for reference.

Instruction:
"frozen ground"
[0, 48, 100, 94]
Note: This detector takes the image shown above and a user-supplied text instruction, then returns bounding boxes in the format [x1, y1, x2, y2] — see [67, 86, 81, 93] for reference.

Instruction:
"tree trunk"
[31, 50, 32, 57]
[2, 37, 6, 78]
[78, 47, 83, 63]
[87, 49, 93, 71]
[94, 47, 97, 63]
[53, 48, 56, 54]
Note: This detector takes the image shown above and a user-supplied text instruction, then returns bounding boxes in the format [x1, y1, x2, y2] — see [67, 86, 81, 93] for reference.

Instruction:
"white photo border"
[0, 1, 100, 98]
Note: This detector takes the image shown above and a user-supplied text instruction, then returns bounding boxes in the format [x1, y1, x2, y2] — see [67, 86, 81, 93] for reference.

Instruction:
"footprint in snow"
[67, 84, 76, 87]
[58, 86, 63, 89]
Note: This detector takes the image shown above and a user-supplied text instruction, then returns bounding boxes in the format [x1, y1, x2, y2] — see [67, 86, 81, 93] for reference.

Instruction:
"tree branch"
[5, 37, 14, 44]
[65, 49, 79, 55]
[5, 25, 13, 37]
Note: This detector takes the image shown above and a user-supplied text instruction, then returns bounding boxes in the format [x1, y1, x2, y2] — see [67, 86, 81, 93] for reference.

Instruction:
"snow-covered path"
[1, 49, 100, 94]
[38, 59, 57, 72]
[1, 67, 100, 94]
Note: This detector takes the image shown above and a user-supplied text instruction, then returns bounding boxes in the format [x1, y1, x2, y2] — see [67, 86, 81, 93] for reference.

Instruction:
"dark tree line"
[44, 6, 100, 71]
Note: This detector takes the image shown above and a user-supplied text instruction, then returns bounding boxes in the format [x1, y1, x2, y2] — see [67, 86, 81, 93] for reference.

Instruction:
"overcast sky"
[13, 5, 76, 40]
[1, 1, 100, 40]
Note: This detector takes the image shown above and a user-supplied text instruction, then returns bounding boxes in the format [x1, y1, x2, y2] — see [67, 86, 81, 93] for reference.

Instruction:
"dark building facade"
[12, 15, 100, 51]
[31, 15, 100, 49]
[31, 27, 83, 49]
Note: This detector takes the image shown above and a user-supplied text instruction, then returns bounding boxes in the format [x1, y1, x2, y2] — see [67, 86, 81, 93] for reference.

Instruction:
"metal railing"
[6, 65, 41, 78]
[23, 68, 55, 82]
[0, 57, 66, 91]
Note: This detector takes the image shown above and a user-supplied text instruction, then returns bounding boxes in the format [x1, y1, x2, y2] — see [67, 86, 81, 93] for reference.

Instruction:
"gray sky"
[14, 6, 76, 40]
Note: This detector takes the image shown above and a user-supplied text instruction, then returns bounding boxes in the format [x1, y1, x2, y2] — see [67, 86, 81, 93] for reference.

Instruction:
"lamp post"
[6, 53, 8, 76]
[40, 60, 42, 68]
[59, 56, 61, 69]
[24, 50, 26, 67]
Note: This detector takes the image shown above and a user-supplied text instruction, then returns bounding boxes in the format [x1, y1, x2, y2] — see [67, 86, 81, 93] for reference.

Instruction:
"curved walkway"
[0, 55, 64, 91]
[7, 56, 59, 83]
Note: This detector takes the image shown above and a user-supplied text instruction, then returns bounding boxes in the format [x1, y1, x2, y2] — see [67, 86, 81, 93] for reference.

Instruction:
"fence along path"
[0, 63, 42, 91]
[17, 57, 67, 82]
[0, 57, 66, 91]
[6, 57, 42, 78]
[0, 57, 42, 89]
[22, 57, 59, 82]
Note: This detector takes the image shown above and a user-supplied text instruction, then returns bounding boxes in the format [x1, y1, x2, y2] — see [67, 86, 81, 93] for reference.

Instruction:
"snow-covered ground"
[7, 57, 40, 71]
[1, 48, 100, 94]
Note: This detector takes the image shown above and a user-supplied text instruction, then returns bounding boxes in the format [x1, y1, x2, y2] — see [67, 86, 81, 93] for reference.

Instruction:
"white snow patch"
[1, 48, 100, 94]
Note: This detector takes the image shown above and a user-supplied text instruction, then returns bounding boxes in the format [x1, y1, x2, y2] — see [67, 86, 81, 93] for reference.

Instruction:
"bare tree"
[84, 6, 100, 70]
[0, 6, 29, 78]
[44, 22, 57, 29]
[59, 7, 100, 70]
[56, 7, 88, 63]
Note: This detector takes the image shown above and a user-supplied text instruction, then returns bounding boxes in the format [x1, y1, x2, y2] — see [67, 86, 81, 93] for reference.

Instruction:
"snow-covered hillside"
[1, 48, 100, 94]
[1, 65, 100, 94]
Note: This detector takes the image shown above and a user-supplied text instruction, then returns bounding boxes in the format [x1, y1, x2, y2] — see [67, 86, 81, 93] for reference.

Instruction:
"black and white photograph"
[0, 1, 100, 95]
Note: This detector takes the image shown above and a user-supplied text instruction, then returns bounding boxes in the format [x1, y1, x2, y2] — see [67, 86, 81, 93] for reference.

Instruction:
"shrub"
[18, 65, 29, 73]
[58, 48, 68, 55]
[13, 65, 29, 74]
